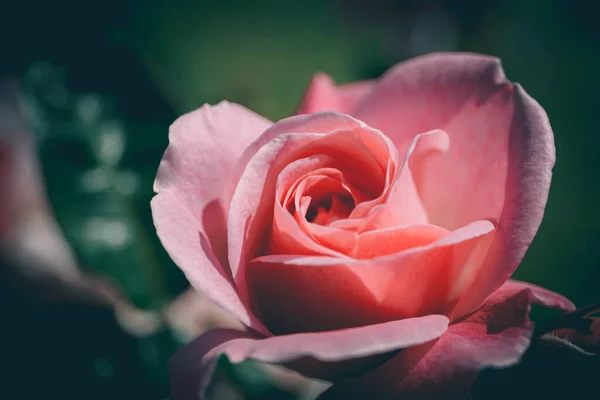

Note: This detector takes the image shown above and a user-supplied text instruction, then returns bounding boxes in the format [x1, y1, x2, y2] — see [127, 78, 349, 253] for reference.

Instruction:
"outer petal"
[169, 315, 449, 400]
[248, 220, 494, 334]
[494, 279, 575, 312]
[152, 102, 272, 333]
[318, 280, 574, 399]
[328, 53, 555, 320]
[451, 84, 556, 319]
[296, 73, 374, 115]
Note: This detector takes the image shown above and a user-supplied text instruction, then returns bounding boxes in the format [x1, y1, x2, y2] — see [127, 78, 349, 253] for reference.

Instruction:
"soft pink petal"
[451, 84, 556, 319]
[352, 224, 448, 259]
[351, 53, 510, 163]
[318, 280, 573, 399]
[228, 113, 396, 303]
[291, 176, 358, 253]
[170, 315, 449, 400]
[337, 129, 450, 232]
[152, 102, 272, 333]
[478, 279, 575, 314]
[296, 73, 375, 115]
[269, 155, 351, 257]
[347, 53, 513, 231]
[271, 199, 350, 257]
[247, 220, 494, 334]
[332, 53, 555, 319]
[271, 156, 373, 256]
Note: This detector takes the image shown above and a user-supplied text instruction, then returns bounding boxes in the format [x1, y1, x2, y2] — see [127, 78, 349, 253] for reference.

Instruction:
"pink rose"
[152, 53, 574, 399]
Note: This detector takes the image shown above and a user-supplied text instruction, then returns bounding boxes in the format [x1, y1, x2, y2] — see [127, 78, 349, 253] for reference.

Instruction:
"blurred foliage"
[473, 304, 600, 400]
[0, 253, 165, 399]
[19, 61, 190, 397]
[2, 0, 600, 399]
[22, 62, 187, 310]
[206, 356, 297, 400]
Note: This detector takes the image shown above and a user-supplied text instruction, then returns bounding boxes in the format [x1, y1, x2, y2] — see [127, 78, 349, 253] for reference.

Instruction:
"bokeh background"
[1, 0, 599, 399]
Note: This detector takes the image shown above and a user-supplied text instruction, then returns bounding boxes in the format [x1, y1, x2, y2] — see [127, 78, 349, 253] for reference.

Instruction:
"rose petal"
[336, 129, 450, 232]
[487, 279, 575, 313]
[267, 126, 447, 260]
[304, 53, 555, 320]
[318, 280, 573, 399]
[296, 73, 374, 115]
[272, 157, 372, 256]
[352, 224, 449, 259]
[451, 84, 556, 319]
[270, 155, 351, 257]
[228, 113, 397, 303]
[292, 176, 358, 254]
[169, 315, 449, 400]
[152, 102, 272, 333]
[347, 53, 517, 233]
[247, 220, 494, 334]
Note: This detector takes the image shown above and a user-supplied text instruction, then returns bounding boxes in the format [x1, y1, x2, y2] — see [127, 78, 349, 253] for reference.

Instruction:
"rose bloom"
[152, 53, 574, 399]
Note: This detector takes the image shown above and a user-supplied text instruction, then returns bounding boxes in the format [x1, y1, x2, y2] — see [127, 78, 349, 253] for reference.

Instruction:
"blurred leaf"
[1, 251, 167, 400]
[207, 355, 297, 400]
[21, 61, 187, 310]
[137, 328, 181, 387]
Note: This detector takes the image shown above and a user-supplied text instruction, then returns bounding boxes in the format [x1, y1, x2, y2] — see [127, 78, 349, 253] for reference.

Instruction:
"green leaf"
[22, 62, 187, 310]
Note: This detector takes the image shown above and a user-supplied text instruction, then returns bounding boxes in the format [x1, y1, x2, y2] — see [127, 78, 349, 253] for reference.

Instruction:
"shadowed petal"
[169, 315, 449, 400]
[318, 280, 574, 399]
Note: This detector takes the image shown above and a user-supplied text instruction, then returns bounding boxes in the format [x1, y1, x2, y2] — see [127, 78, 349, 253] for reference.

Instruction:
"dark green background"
[2, 0, 599, 398]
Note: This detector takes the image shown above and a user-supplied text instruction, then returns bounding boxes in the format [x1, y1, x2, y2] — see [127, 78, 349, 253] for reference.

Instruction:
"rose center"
[305, 195, 355, 225]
